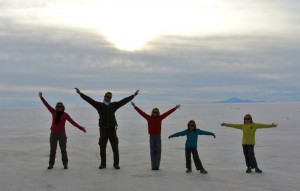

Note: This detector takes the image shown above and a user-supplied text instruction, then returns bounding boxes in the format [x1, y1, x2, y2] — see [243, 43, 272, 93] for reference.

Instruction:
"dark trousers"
[185, 147, 204, 171]
[149, 135, 161, 169]
[242, 144, 258, 168]
[49, 132, 68, 166]
[99, 127, 119, 166]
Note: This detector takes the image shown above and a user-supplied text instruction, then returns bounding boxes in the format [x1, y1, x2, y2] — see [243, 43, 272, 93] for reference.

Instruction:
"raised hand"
[39, 92, 43, 98]
[74, 88, 81, 94]
[175, 104, 181, 109]
[131, 102, 136, 107]
[133, 90, 139, 97]
[272, 123, 278, 128]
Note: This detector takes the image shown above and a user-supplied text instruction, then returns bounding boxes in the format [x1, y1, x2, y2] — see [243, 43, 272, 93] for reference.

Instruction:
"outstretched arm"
[115, 90, 140, 110]
[160, 104, 181, 120]
[74, 87, 100, 109]
[66, 114, 87, 133]
[197, 129, 216, 138]
[131, 102, 149, 119]
[168, 130, 187, 139]
[255, 122, 278, 129]
[221, 123, 243, 129]
[39, 92, 55, 113]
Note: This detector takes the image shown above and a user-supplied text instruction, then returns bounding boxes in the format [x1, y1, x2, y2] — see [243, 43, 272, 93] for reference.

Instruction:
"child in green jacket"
[169, 120, 215, 174]
[221, 114, 277, 173]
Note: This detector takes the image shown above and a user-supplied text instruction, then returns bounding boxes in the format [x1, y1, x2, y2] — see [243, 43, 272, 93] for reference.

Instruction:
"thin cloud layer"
[0, 0, 300, 107]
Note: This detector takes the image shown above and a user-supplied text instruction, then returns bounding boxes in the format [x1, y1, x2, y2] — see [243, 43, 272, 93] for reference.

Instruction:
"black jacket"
[80, 93, 134, 129]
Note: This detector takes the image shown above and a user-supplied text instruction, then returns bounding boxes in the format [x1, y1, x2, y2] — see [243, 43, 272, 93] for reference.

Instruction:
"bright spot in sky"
[19, 1, 258, 51]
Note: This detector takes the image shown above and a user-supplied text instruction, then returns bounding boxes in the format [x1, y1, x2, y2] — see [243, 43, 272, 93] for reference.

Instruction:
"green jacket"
[223, 123, 273, 145]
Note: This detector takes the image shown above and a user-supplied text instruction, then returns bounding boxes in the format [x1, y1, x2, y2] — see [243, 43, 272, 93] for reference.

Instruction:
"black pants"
[242, 144, 258, 168]
[49, 132, 68, 166]
[185, 147, 204, 171]
[99, 127, 119, 166]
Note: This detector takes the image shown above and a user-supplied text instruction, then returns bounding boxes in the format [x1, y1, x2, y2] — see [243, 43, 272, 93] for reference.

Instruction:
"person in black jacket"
[75, 88, 139, 169]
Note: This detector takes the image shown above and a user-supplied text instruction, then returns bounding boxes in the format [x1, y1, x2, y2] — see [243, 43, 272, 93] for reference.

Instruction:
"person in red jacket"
[39, 92, 86, 170]
[131, 102, 180, 170]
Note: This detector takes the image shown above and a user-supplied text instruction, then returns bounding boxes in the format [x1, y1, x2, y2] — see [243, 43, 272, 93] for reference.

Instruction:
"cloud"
[0, 0, 300, 107]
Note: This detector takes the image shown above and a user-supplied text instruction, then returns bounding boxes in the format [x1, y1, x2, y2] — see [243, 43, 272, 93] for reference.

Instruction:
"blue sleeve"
[169, 130, 187, 138]
[197, 129, 215, 137]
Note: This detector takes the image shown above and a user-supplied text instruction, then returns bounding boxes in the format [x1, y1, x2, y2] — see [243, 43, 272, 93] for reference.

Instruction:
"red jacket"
[134, 106, 177, 135]
[41, 97, 85, 133]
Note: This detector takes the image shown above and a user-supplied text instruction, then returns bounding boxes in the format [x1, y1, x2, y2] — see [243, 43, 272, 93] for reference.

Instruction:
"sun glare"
[38, 0, 239, 51]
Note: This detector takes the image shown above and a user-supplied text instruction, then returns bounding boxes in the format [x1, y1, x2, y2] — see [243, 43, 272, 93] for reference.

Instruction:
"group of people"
[39, 89, 277, 174]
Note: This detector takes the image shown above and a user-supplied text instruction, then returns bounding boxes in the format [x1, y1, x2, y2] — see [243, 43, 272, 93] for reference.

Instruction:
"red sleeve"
[160, 107, 176, 120]
[66, 113, 84, 131]
[40, 97, 55, 113]
[134, 106, 150, 120]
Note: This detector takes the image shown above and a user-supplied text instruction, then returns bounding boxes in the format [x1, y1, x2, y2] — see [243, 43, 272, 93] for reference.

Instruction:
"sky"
[0, 0, 300, 108]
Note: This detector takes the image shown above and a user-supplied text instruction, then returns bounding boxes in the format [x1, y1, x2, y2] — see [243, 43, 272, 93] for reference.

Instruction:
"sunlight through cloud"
[31, 0, 241, 51]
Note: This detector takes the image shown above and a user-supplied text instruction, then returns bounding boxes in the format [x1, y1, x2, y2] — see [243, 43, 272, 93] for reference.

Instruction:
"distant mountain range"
[214, 97, 264, 103]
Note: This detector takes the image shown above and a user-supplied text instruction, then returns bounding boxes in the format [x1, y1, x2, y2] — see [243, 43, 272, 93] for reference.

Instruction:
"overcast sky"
[0, 0, 299, 108]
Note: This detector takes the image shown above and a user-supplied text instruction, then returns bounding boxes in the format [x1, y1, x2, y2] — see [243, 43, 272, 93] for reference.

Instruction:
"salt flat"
[0, 103, 299, 191]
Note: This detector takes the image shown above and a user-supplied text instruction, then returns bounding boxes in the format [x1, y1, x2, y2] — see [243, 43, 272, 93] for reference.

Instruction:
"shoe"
[114, 165, 120, 169]
[200, 169, 208, 174]
[64, 166, 68, 169]
[186, 169, 192, 173]
[99, 165, 106, 169]
[47, 165, 53, 170]
[246, 168, 252, 173]
[255, 168, 262, 173]
[152, 167, 159, 170]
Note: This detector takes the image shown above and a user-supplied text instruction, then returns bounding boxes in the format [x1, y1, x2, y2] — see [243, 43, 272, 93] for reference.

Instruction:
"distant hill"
[214, 97, 264, 103]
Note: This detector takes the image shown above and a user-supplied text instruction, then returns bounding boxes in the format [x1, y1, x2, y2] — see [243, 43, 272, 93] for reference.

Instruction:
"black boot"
[255, 167, 262, 173]
[246, 168, 252, 173]
[99, 165, 106, 169]
[200, 169, 208, 174]
[114, 165, 120, 169]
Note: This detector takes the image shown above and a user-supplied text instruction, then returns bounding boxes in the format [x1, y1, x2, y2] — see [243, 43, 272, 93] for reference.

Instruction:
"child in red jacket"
[131, 102, 180, 170]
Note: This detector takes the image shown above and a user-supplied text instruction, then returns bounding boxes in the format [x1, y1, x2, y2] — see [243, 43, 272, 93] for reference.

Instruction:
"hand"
[133, 90, 139, 97]
[82, 128, 87, 133]
[168, 136, 171, 139]
[272, 123, 278, 128]
[175, 104, 181, 109]
[75, 88, 81, 94]
[213, 134, 216, 139]
[221, 123, 225, 126]
[131, 102, 136, 107]
[38, 92, 42, 98]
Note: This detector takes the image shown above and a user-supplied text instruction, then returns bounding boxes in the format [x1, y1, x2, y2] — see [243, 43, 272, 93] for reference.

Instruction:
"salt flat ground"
[0, 103, 299, 191]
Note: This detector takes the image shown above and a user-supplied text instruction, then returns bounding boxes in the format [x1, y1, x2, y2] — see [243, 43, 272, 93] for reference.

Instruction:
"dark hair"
[55, 102, 65, 124]
[187, 120, 197, 131]
[243, 114, 253, 123]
